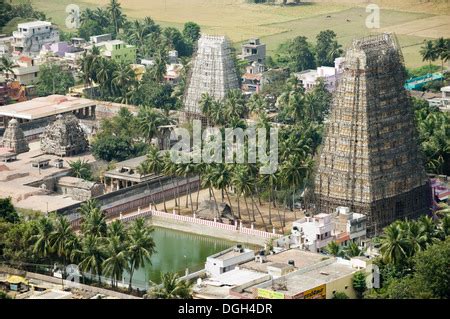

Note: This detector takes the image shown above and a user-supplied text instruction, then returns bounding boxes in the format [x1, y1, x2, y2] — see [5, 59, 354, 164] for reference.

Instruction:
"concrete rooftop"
[0, 95, 96, 120]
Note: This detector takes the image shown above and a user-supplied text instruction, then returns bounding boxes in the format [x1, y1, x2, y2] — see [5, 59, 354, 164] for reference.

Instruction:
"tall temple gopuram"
[313, 33, 432, 236]
[183, 35, 239, 120]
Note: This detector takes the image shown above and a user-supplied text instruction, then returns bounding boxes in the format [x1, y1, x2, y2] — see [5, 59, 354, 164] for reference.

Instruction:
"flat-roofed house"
[13, 21, 59, 55]
[0, 95, 97, 129]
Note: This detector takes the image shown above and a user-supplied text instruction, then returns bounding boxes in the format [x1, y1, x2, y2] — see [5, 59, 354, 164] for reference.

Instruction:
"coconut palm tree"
[127, 20, 150, 57]
[438, 214, 450, 239]
[136, 106, 172, 143]
[224, 89, 246, 121]
[175, 160, 197, 213]
[81, 206, 107, 238]
[201, 164, 220, 217]
[32, 217, 55, 260]
[247, 93, 267, 116]
[343, 241, 364, 258]
[199, 93, 214, 126]
[420, 40, 438, 74]
[148, 47, 168, 83]
[325, 241, 343, 257]
[379, 222, 410, 266]
[127, 218, 156, 291]
[403, 220, 428, 257]
[148, 272, 193, 299]
[231, 164, 253, 222]
[107, 0, 126, 36]
[279, 154, 313, 217]
[80, 45, 101, 86]
[78, 199, 100, 218]
[258, 170, 279, 226]
[137, 146, 168, 212]
[108, 220, 128, 242]
[80, 8, 96, 24]
[434, 37, 447, 75]
[103, 236, 129, 288]
[50, 216, 76, 272]
[112, 62, 135, 102]
[326, 40, 343, 63]
[0, 56, 15, 81]
[209, 164, 232, 206]
[76, 235, 106, 284]
[96, 57, 116, 94]
[418, 215, 439, 246]
[68, 159, 92, 180]
[163, 151, 183, 208]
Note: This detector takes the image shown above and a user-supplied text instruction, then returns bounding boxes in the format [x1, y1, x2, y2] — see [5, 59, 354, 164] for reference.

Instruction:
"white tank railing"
[118, 206, 282, 240]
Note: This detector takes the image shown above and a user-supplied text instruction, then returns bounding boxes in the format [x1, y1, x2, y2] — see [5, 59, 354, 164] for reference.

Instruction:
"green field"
[13, 0, 450, 67]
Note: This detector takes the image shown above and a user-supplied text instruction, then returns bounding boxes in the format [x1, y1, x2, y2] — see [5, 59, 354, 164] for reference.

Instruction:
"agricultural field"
[13, 0, 450, 67]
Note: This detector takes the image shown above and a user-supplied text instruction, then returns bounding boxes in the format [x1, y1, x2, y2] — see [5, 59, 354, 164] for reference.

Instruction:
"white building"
[294, 57, 345, 92]
[292, 213, 334, 253]
[333, 206, 367, 247]
[205, 245, 255, 277]
[0, 35, 13, 58]
[13, 21, 59, 55]
[89, 34, 112, 45]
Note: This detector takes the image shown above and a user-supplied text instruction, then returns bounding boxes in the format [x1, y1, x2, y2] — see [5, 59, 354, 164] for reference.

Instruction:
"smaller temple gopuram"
[40, 114, 88, 156]
[1, 118, 29, 154]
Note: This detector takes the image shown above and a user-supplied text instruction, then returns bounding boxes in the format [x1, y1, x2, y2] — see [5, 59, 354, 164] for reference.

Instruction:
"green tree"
[199, 93, 214, 126]
[163, 27, 192, 57]
[50, 216, 76, 270]
[103, 235, 129, 288]
[279, 36, 315, 72]
[183, 22, 201, 43]
[420, 40, 438, 74]
[127, 218, 156, 291]
[0, 197, 19, 223]
[148, 272, 193, 299]
[315, 30, 342, 66]
[32, 217, 54, 260]
[0, 56, 15, 81]
[379, 222, 410, 266]
[325, 241, 343, 257]
[413, 238, 450, 299]
[107, 0, 126, 36]
[76, 235, 106, 284]
[332, 291, 349, 299]
[108, 220, 128, 242]
[352, 271, 367, 299]
[343, 241, 364, 258]
[80, 205, 107, 238]
[434, 37, 448, 75]
[36, 63, 75, 96]
[68, 159, 92, 181]
[136, 106, 172, 143]
[137, 146, 168, 212]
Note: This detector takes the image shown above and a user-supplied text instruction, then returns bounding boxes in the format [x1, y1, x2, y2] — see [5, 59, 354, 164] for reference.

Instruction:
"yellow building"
[252, 257, 370, 299]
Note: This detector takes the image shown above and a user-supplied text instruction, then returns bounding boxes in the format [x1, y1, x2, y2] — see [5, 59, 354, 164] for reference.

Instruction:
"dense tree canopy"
[36, 63, 75, 96]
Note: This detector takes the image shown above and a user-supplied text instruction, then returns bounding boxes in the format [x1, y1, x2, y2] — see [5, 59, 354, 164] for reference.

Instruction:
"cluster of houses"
[0, 20, 185, 93]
